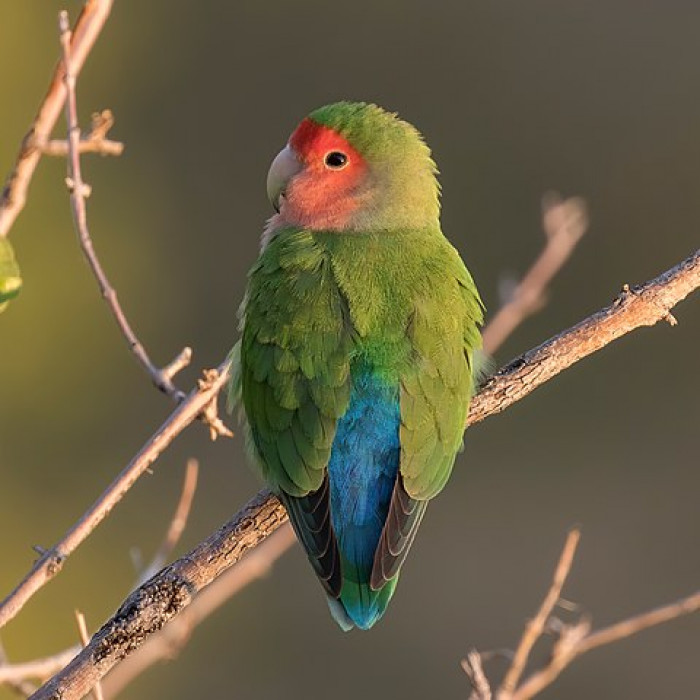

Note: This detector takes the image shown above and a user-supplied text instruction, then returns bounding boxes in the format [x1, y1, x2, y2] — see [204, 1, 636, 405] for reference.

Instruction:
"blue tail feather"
[327, 370, 400, 629]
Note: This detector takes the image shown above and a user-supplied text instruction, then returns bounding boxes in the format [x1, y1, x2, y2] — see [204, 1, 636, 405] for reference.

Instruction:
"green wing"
[370, 239, 483, 589]
[371, 240, 483, 589]
[237, 229, 354, 597]
[399, 244, 483, 500]
[238, 229, 353, 498]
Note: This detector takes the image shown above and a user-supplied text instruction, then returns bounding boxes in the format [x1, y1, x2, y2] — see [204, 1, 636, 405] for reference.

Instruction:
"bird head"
[266, 102, 440, 232]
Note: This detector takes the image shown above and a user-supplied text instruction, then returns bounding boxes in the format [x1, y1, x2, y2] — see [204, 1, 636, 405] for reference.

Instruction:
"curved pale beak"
[266, 144, 302, 213]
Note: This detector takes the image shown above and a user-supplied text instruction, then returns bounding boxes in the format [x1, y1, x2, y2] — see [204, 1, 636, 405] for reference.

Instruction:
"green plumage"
[239, 228, 482, 499]
[232, 102, 483, 629]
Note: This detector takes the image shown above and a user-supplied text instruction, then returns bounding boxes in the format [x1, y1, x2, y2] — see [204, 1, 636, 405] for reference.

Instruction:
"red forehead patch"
[289, 118, 362, 166]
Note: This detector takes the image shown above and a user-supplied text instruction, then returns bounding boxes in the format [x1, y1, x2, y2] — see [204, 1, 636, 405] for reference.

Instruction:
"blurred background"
[1, 2, 699, 698]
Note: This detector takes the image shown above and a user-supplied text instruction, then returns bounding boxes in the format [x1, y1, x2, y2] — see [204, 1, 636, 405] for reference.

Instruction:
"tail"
[328, 563, 399, 631]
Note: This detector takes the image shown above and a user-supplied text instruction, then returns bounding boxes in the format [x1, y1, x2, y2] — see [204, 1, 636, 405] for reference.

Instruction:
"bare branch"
[498, 529, 581, 696]
[58, 12, 190, 402]
[0, 644, 78, 689]
[136, 459, 200, 586]
[103, 525, 295, 697]
[481, 193, 588, 355]
[0, 0, 114, 239]
[0, 363, 230, 631]
[42, 110, 124, 157]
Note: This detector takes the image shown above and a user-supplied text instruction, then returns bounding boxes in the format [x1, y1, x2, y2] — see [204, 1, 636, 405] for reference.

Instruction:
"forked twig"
[461, 530, 700, 700]
[499, 529, 581, 695]
[58, 11, 190, 401]
[512, 588, 700, 700]
[42, 110, 123, 157]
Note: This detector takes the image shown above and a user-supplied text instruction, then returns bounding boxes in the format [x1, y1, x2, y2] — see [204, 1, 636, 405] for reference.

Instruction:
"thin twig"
[578, 591, 700, 655]
[103, 525, 295, 697]
[462, 650, 493, 700]
[0, 648, 78, 688]
[42, 110, 123, 157]
[74, 612, 104, 700]
[0, 362, 231, 632]
[481, 193, 588, 355]
[0, 0, 115, 239]
[497, 529, 581, 697]
[137, 459, 200, 586]
[58, 12, 191, 401]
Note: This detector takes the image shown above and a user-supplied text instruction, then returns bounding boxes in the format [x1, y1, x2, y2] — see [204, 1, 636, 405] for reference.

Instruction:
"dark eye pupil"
[325, 151, 348, 168]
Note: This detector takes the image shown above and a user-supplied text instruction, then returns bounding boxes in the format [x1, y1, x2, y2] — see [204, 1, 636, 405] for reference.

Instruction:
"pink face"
[268, 118, 370, 231]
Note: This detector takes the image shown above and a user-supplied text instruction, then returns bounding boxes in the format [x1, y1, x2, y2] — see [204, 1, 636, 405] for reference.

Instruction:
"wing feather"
[237, 229, 352, 595]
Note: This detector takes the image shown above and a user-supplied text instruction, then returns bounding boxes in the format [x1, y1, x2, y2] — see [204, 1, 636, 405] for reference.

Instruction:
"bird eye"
[324, 151, 348, 169]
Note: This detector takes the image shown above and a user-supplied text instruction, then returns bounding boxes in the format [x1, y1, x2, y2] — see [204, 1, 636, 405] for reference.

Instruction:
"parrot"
[231, 101, 483, 630]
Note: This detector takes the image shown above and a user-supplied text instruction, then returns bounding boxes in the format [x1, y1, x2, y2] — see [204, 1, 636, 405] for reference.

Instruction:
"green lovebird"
[231, 102, 483, 630]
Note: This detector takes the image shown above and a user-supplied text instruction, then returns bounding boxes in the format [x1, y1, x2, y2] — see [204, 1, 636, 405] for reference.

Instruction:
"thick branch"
[0, 0, 114, 239]
[30, 492, 287, 700]
[29, 250, 700, 699]
[102, 525, 295, 697]
[0, 364, 230, 631]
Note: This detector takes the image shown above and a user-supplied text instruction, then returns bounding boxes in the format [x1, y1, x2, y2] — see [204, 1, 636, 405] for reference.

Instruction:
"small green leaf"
[0, 237, 22, 312]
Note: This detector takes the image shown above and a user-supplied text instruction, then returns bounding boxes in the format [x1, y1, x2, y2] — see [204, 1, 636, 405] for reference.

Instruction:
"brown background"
[1, 2, 699, 698]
